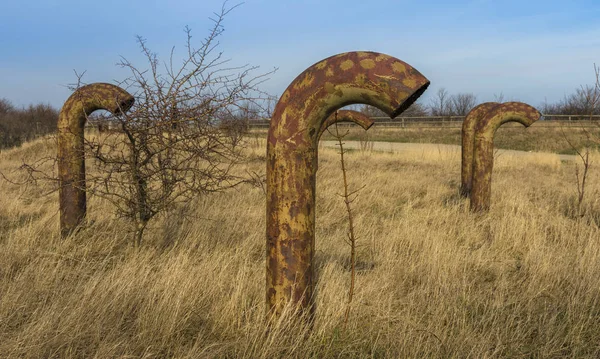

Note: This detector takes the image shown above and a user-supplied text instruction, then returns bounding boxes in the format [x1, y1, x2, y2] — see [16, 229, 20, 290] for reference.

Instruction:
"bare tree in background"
[359, 101, 427, 118]
[429, 88, 478, 116]
[429, 88, 452, 116]
[0, 99, 58, 150]
[263, 95, 278, 119]
[357, 105, 384, 117]
[0, 98, 14, 114]
[541, 69, 600, 119]
[582, 65, 600, 121]
[450, 93, 478, 116]
[16, 3, 275, 245]
[494, 92, 505, 103]
[401, 102, 428, 117]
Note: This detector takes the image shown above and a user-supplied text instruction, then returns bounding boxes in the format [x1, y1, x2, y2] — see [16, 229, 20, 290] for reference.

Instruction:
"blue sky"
[1, 0, 599, 111]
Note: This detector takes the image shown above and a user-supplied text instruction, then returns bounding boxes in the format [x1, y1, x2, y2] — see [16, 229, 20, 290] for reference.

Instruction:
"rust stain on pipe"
[266, 51, 429, 321]
[58, 83, 134, 237]
[460, 102, 498, 197]
[317, 110, 374, 140]
[470, 102, 541, 212]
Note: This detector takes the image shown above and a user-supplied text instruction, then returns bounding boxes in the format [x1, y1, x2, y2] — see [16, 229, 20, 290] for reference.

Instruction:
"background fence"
[247, 115, 600, 129]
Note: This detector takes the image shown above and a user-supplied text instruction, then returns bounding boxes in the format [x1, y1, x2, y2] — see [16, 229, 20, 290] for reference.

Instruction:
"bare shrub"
[15, 3, 274, 245]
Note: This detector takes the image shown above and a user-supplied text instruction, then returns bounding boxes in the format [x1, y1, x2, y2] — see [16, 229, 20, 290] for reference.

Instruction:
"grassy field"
[1, 134, 600, 357]
[250, 120, 600, 154]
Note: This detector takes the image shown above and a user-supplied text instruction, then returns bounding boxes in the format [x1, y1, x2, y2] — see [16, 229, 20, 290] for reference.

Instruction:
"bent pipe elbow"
[470, 102, 541, 212]
[475, 102, 541, 137]
[314, 110, 374, 171]
[58, 83, 134, 237]
[460, 102, 499, 198]
[266, 51, 429, 320]
[317, 110, 374, 140]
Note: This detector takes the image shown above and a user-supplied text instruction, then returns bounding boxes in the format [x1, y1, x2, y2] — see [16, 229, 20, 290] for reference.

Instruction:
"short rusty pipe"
[470, 102, 541, 212]
[317, 110, 374, 140]
[460, 102, 499, 197]
[58, 83, 134, 237]
[266, 51, 429, 321]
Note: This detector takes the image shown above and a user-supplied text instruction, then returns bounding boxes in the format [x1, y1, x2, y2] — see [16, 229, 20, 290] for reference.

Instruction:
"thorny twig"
[328, 116, 361, 328]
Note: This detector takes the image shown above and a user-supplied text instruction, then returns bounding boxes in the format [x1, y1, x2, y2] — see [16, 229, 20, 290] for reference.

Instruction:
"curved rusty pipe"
[317, 110, 374, 140]
[470, 102, 541, 212]
[460, 102, 499, 197]
[58, 83, 134, 237]
[315, 110, 374, 171]
[266, 51, 429, 320]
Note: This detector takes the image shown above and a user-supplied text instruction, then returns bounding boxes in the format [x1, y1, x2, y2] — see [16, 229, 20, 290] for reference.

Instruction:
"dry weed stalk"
[560, 64, 600, 216]
[329, 121, 362, 328]
[576, 151, 591, 215]
[358, 131, 374, 153]
[561, 128, 592, 216]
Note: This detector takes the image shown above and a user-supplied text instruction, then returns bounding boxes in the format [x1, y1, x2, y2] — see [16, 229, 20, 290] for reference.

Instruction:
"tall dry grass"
[1, 135, 600, 358]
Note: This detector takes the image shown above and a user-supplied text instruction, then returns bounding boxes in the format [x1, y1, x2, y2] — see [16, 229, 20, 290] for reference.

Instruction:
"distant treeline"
[0, 98, 58, 150]
[2, 80, 599, 150]
[538, 86, 600, 117]
[358, 84, 600, 119]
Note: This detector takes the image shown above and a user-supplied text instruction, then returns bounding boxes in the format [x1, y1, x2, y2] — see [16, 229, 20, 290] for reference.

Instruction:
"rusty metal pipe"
[317, 110, 374, 140]
[460, 102, 498, 197]
[58, 83, 134, 237]
[266, 51, 429, 320]
[470, 102, 541, 212]
[315, 110, 374, 171]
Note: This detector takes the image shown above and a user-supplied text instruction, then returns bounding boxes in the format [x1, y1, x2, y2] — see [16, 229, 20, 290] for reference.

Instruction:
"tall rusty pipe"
[470, 102, 541, 212]
[317, 110, 374, 140]
[266, 51, 429, 320]
[460, 102, 498, 197]
[58, 83, 134, 237]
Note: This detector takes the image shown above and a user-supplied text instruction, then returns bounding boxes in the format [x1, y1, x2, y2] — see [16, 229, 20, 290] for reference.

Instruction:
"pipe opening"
[116, 97, 135, 114]
[390, 81, 430, 119]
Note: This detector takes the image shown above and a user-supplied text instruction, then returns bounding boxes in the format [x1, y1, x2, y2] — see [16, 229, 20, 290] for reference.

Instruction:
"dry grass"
[1, 134, 600, 358]
[257, 121, 600, 154]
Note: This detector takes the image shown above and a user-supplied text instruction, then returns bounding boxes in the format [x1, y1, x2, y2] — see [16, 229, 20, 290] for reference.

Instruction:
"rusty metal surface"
[470, 102, 541, 212]
[58, 83, 134, 237]
[460, 102, 499, 197]
[266, 51, 429, 320]
[317, 110, 374, 140]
